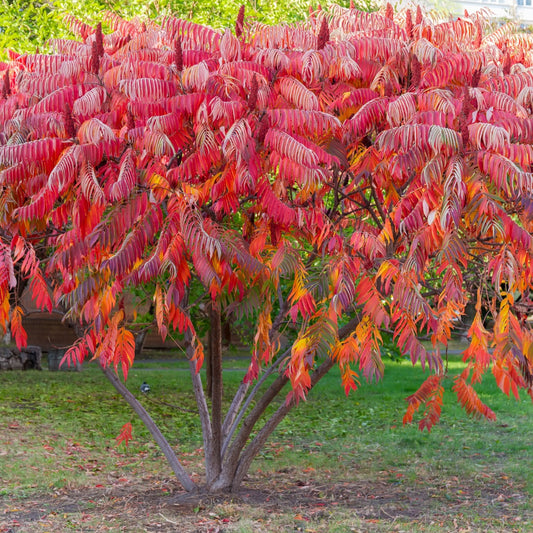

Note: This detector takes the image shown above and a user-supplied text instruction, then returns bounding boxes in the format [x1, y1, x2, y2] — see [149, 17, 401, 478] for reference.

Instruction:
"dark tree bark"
[222, 315, 232, 346]
[208, 301, 223, 485]
[134, 329, 148, 358]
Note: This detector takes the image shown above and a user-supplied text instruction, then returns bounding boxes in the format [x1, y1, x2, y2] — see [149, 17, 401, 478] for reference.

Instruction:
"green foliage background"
[0, 0, 375, 59]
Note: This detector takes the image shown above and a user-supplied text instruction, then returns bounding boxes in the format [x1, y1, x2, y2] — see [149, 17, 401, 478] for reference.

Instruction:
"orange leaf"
[0, 290, 9, 332]
[453, 376, 497, 421]
[403, 374, 444, 431]
[114, 327, 135, 381]
[192, 340, 204, 373]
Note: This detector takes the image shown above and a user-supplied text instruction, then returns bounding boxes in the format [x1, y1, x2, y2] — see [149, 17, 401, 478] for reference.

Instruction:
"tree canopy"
[0, 3, 532, 492]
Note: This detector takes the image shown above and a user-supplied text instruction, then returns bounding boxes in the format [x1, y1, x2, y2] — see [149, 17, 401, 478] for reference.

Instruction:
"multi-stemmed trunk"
[103, 313, 360, 493]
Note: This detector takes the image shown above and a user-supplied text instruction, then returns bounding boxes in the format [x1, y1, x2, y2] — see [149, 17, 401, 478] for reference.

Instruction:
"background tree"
[0, 4, 532, 493]
[0, 0, 371, 58]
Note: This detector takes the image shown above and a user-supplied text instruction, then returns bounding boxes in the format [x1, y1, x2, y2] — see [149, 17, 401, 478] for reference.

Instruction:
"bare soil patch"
[1, 469, 530, 532]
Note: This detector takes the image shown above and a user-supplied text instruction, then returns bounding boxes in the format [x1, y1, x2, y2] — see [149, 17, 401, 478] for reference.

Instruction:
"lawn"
[0, 350, 532, 532]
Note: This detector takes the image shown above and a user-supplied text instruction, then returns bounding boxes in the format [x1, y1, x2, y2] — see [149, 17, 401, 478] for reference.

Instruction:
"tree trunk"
[207, 357, 336, 492]
[134, 329, 148, 358]
[231, 357, 335, 490]
[222, 315, 232, 346]
[102, 310, 361, 494]
[206, 335, 213, 398]
[208, 314, 361, 492]
[207, 301, 223, 486]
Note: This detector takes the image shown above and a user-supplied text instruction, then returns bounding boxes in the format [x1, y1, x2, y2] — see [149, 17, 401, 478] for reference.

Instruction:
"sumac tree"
[0, 4, 532, 493]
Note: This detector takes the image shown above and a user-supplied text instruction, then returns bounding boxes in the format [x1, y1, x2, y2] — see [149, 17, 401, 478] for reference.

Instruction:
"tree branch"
[220, 371, 290, 483]
[184, 329, 212, 451]
[221, 348, 291, 458]
[219, 313, 362, 490]
[222, 289, 289, 445]
[101, 365, 196, 492]
[231, 356, 336, 490]
[222, 380, 250, 441]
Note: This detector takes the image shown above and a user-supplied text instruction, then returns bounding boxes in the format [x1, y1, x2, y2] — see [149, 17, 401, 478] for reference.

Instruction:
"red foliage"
[405, 9, 413, 39]
[10, 306, 27, 350]
[316, 17, 329, 50]
[0, 5, 531, 425]
[403, 375, 444, 432]
[453, 375, 496, 420]
[116, 422, 133, 446]
[474, 20, 483, 49]
[415, 5, 423, 24]
[235, 5, 245, 38]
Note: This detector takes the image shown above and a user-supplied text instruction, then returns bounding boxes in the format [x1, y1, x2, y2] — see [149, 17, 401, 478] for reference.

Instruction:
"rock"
[47, 348, 81, 371]
[0, 347, 11, 370]
[20, 346, 42, 370]
[0, 345, 41, 370]
[9, 352, 23, 370]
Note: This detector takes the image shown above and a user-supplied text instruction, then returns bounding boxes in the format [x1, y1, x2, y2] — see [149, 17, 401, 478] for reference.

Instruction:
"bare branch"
[185, 329, 212, 447]
[101, 365, 196, 492]
[231, 356, 336, 490]
[221, 348, 291, 458]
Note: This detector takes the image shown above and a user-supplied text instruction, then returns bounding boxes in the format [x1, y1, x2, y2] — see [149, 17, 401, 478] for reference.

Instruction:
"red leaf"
[29, 272, 53, 313]
[61, 338, 89, 368]
[110, 148, 136, 201]
[11, 306, 27, 350]
[116, 422, 133, 447]
[403, 374, 443, 431]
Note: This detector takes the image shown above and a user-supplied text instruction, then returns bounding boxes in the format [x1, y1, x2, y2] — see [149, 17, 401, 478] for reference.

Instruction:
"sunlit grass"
[274, 357, 533, 489]
[0, 350, 532, 532]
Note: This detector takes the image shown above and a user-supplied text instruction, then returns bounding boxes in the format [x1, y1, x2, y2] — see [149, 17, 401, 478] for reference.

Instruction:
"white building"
[453, 0, 533, 25]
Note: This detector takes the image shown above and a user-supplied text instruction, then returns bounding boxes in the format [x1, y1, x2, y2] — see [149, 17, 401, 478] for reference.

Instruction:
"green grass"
[276, 360, 533, 485]
[0, 352, 532, 532]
